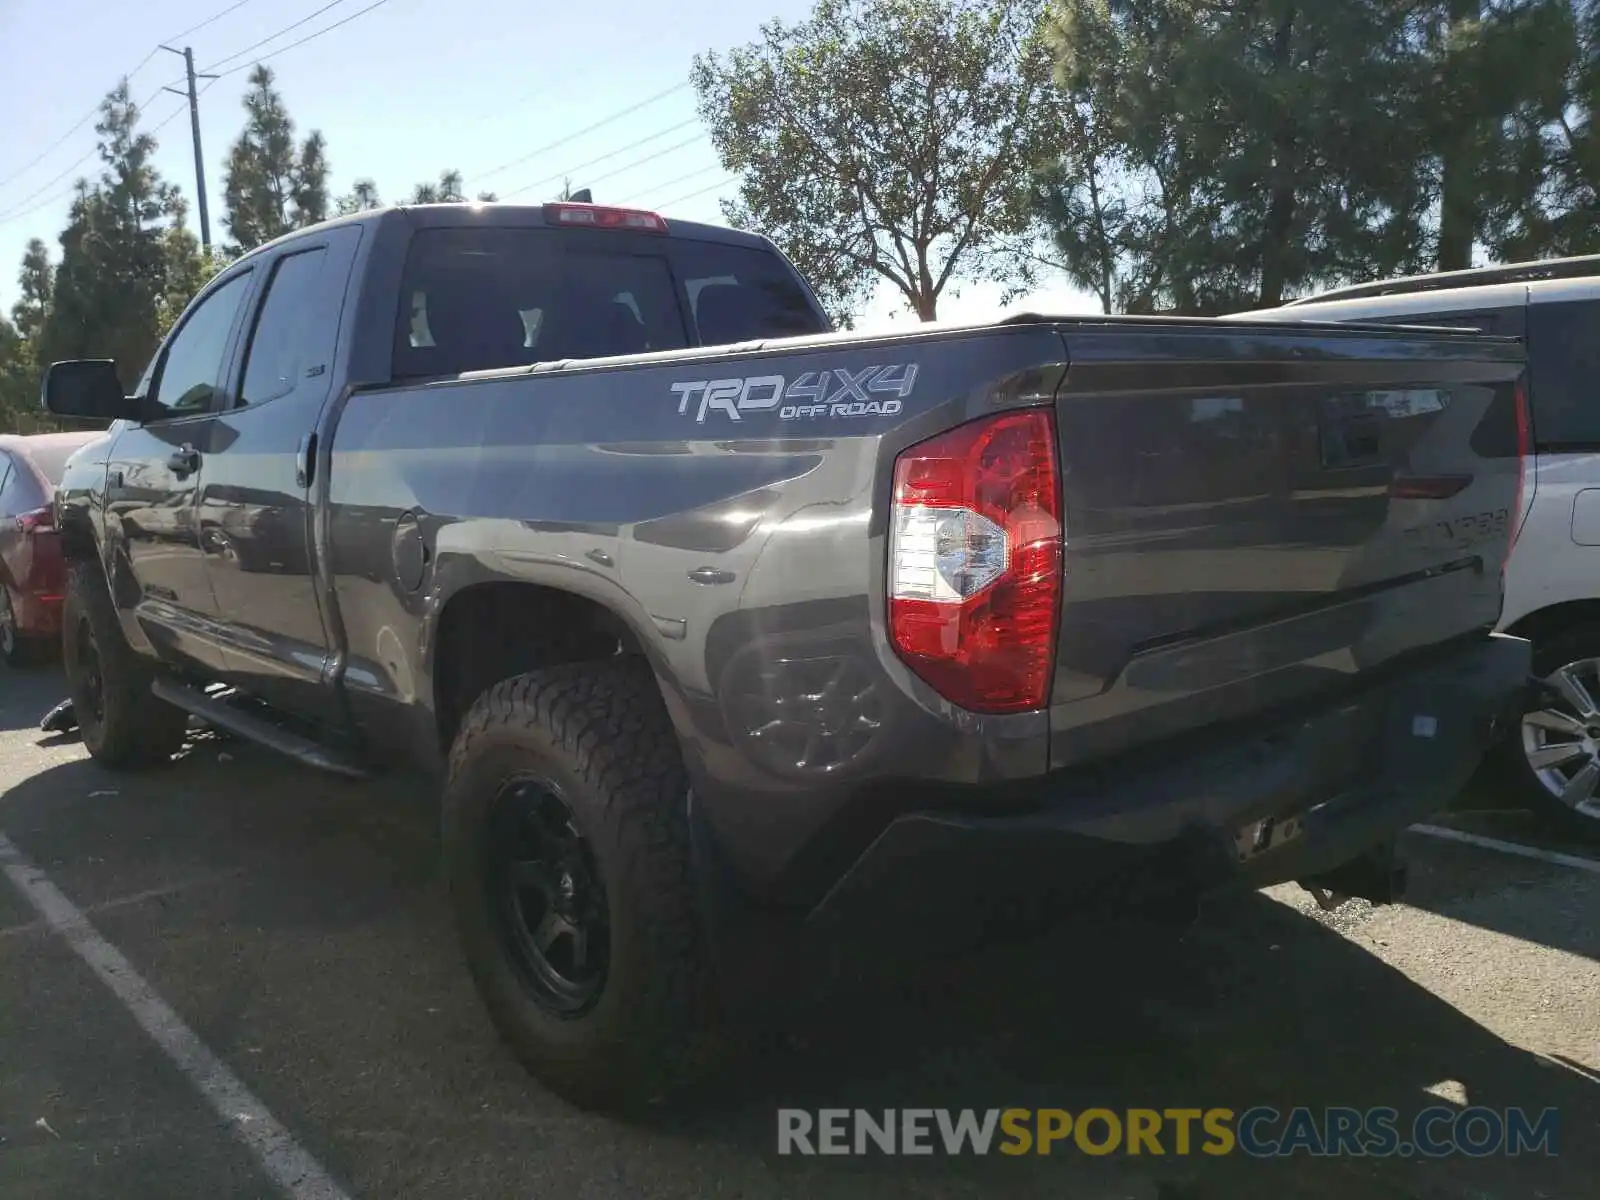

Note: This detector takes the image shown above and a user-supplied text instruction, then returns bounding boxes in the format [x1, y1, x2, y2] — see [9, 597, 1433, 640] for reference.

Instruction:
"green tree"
[1460, 0, 1600, 261]
[334, 177, 384, 214]
[1422, 0, 1581, 269]
[155, 225, 234, 339]
[0, 239, 56, 432]
[409, 170, 497, 203]
[221, 65, 332, 251]
[1038, 0, 1434, 314]
[0, 315, 34, 430]
[692, 0, 1060, 324]
[40, 82, 189, 388]
[12, 239, 53, 342]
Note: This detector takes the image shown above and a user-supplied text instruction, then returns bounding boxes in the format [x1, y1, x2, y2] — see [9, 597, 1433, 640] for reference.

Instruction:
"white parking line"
[0, 833, 351, 1200]
[0, 868, 248, 943]
[1410, 823, 1600, 875]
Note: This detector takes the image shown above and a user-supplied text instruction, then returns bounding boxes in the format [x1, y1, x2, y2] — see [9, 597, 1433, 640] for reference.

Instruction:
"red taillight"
[542, 202, 668, 233]
[16, 505, 53, 534]
[887, 409, 1063, 714]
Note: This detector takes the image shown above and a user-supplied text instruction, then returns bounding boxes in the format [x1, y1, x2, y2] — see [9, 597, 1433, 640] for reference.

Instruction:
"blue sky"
[0, 0, 1096, 326]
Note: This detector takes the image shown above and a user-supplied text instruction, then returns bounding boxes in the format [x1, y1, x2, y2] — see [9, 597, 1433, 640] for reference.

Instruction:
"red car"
[0, 431, 105, 666]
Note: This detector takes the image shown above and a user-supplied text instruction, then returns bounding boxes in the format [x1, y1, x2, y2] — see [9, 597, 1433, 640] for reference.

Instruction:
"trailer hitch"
[1298, 838, 1408, 911]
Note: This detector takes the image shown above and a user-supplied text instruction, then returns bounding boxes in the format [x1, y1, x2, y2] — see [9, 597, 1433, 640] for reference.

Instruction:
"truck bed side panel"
[324, 326, 1070, 887]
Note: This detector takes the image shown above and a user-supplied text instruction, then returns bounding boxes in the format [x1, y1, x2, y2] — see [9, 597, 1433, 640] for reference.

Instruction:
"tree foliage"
[38, 82, 193, 388]
[1033, 0, 1599, 313]
[409, 170, 497, 204]
[1036, 0, 1438, 313]
[693, 0, 1060, 323]
[0, 78, 505, 433]
[334, 177, 384, 215]
[221, 66, 331, 252]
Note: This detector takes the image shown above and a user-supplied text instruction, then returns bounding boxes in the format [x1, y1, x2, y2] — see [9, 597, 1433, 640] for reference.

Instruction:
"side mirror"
[42, 360, 142, 424]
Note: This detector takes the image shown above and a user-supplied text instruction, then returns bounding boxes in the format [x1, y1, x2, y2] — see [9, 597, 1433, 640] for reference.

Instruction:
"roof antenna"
[568, 188, 593, 203]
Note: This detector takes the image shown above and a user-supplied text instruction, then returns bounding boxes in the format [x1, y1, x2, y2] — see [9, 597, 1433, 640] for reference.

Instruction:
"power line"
[498, 119, 702, 201]
[198, 0, 348, 74]
[169, 0, 262, 42]
[0, 0, 259, 192]
[618, 164, 721, 208]
[0, 116, 102, 197]
[657, 177, 736, 211]
[0, 84, 170, 223]
[210, 0, 397, 78]
[468, 27, 663, 125]
[0, 99, 193, 228]
[581, 134, 708, 192]
[468, 81, 692, 186]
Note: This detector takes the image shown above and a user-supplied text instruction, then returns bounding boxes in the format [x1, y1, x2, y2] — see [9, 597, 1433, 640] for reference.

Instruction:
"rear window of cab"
[392, 226, 827, 379]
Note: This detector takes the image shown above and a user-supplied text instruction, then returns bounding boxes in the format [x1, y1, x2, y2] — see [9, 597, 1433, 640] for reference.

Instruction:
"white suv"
[1248, 255, 1600, 837]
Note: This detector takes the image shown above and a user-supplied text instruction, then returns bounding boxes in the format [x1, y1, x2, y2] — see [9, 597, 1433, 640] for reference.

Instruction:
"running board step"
[150, 678, 371, 780]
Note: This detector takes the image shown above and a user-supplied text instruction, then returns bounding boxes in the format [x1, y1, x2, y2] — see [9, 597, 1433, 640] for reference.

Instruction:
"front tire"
[61, 561, 189, 767]
[442, 659, 714, 1111]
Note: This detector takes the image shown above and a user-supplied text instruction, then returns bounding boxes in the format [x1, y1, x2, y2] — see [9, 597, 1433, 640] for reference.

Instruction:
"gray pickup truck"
[43, 201, 1531, 1110]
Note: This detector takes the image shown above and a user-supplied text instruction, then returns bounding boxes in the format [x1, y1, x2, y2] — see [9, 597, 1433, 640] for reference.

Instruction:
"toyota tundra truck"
[42, 201, 1532, 1110]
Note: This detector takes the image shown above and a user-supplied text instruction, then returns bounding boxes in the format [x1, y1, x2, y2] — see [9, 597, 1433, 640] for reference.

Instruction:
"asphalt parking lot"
[0, 664, 1596, 1200]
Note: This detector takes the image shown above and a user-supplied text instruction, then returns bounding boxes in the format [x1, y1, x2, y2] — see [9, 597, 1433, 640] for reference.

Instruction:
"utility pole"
[161, 45, 217, 253]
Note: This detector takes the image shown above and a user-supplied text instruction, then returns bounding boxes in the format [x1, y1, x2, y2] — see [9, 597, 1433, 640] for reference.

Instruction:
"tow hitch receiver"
[1298, 839, 1409, 911]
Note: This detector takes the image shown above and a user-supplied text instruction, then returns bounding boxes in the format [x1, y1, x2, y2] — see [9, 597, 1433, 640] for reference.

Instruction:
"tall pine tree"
[1037, 0, 1431, 313]
[222, 65, 332, 251]
[40, 82, 190, 388]
[1422, 0, 1580, 269]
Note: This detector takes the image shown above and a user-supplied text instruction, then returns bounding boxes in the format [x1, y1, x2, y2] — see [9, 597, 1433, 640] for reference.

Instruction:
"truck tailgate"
[1044, 322, 1527, 768]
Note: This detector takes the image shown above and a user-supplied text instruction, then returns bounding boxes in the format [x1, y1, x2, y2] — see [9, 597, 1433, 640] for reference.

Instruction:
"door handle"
[168, 445, 201, 476]
[295, 432, 317, 489]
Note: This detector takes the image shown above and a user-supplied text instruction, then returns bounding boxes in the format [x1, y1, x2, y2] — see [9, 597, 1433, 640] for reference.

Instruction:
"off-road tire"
[1488, 622, 1600, 843]
[61, 561, 189, 767]
[442, 659, 715, 1111]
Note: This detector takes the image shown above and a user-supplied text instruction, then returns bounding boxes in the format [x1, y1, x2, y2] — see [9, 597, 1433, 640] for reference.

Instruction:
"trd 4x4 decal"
[671, 364, 919, 424]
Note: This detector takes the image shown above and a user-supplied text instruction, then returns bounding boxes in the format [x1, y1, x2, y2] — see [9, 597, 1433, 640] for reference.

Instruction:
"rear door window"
[1526, 299, 1600, 449]
[240, 247, 332, 405]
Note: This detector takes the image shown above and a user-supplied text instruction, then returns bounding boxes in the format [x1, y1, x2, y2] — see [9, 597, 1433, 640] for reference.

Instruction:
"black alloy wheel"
[486, 774, 611, 1015]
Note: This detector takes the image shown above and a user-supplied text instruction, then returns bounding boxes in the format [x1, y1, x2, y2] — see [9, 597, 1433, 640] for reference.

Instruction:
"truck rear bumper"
[711, 632, 1529, 983]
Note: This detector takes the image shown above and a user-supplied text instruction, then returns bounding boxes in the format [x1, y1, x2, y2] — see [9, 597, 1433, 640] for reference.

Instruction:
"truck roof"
[238, 201, 775, 267]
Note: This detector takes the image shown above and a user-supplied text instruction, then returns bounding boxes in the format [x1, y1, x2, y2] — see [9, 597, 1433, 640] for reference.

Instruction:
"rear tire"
[1490, 622, 1600, 842]
[61, 561, 189, 768]
[442, 659, 715, 1111]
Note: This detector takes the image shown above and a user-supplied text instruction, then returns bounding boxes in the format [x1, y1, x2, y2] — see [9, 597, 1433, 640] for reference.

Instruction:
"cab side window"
[240, 248, 330, 406]
[149, 271, 253, 418]
[0, 458, 15, 517]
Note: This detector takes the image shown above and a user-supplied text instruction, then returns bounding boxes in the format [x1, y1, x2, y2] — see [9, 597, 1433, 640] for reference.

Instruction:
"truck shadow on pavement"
[0, 713, 1592, 1200]
[0, 664, 69, 732]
